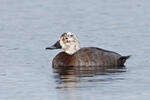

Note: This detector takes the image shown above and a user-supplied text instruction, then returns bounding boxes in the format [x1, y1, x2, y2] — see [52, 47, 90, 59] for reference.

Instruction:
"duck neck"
[65, 44, 80, 55]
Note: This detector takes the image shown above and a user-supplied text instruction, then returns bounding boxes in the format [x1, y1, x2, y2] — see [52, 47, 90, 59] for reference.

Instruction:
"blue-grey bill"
[46, 40, 61, 50]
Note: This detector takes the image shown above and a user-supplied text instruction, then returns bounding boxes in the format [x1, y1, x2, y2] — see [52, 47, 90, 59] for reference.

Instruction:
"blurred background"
[0, 0, 150, 100]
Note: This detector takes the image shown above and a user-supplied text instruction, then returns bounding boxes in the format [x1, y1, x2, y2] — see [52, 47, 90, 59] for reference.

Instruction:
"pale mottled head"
[46, 32, 80, 55]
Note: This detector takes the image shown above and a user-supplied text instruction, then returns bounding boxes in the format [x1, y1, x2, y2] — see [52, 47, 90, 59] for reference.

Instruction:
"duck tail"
[118, 55, 131, 66]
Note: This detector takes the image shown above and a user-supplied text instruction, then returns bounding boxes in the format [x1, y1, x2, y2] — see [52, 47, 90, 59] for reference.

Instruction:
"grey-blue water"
[0, 0, 150, 100]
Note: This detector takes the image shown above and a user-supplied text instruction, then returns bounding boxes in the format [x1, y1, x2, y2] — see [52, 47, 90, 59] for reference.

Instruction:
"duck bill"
[46, 40, 62, 50]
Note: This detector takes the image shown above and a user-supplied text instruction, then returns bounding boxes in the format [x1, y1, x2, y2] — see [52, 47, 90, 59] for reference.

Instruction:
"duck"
[46, 32, 130, 68]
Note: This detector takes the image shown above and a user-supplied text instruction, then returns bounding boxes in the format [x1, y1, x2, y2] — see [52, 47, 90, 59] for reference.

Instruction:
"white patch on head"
[66, 32, 73, 35]
[59, 32, 80, 55]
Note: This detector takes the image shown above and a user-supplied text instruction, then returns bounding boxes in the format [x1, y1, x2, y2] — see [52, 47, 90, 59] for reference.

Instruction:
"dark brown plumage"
[52, 47, 130, 68]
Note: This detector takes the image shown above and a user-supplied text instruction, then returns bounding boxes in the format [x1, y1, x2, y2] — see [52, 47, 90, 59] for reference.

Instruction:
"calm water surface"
[0, 0, 150, 100]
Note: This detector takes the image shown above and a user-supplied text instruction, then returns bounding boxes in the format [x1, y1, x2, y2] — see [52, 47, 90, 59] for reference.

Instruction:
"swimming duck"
[46, 32, 130, 68]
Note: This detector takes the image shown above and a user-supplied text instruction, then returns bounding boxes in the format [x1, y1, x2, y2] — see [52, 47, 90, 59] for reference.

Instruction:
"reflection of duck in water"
[53, 67, 126, 89]
[54, 66, 127, 78]
[46, 32, 130, 68]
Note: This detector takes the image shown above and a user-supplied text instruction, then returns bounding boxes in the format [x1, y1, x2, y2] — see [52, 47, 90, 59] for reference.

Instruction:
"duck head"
[46, 32, 80, 55]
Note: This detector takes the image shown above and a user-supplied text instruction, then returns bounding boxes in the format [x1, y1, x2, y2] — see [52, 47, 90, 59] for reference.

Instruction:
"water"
[0, 0, 150, 100]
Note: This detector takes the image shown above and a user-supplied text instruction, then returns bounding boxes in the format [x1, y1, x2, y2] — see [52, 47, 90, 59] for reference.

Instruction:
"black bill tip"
[45, 40, 61, 50]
